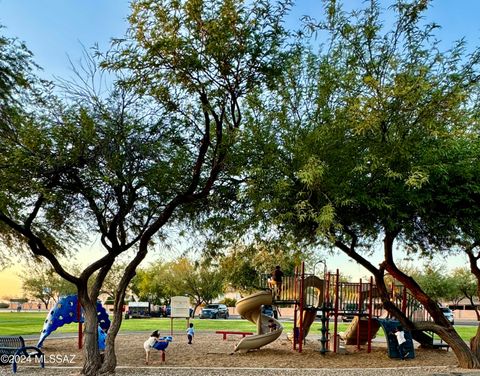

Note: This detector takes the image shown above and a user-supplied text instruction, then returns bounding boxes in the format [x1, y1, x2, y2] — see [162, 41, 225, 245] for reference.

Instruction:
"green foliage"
[451, 268, 478, 305]
[219, 297, 237, 307]
[228, 0, 480, 265]
[131, 261, 173, 305]
[0, 303, 8, 308]
[406, 265, 456, 303]
[218, 242, 303, 293]
[133, 257, 225, 306]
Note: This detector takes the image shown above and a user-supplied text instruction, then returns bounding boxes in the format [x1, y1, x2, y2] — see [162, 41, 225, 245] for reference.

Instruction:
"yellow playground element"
[339, 316, 381, 345]
[234, 291, 283, 352]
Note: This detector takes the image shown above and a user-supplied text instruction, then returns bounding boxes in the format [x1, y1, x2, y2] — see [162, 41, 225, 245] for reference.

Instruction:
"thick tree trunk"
[471, 325, 480, 358]
[334, 233, 480, 368]
[99, 304, 122, 376]
[100, 248, 149, 375]
[382, 234, 480, 368]
[80, 296, 102, 376]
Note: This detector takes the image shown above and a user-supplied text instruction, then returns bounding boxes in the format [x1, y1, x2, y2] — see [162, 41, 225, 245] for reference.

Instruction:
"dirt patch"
[34, 331, 457, 369]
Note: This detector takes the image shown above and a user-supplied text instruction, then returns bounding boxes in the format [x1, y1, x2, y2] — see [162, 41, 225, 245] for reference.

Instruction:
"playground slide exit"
[234, 291, 283, 352]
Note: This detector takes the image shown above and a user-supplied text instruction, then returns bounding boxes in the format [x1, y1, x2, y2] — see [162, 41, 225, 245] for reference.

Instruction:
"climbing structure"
[259, 262, 324, 353]
[37, 295, 110, 348]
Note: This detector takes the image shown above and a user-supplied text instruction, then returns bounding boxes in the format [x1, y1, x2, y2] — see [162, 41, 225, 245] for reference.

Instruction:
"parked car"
[160, 306, 171, 317]
[261, 305, 279, 319]
[341, 313, 355, 322]
[199, 304, 229, 319]
[441, 307, 454, 325]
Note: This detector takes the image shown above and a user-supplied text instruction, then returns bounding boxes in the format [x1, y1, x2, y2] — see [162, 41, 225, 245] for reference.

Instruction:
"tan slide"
[288, 276, 324, 341]
[234, 291, 283, 352]
[339, 316, 381, 345]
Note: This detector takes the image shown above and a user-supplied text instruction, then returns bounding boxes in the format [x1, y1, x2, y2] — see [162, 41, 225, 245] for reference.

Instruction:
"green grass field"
[0, 312, 346, 336]
[0, 312, 475, 341]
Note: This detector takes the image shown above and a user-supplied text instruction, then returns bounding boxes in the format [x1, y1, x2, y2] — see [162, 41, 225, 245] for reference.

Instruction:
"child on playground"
[271, 265, 284, 300]
[187, 323, 195, 344]
[143, 330, 166, 364]
[393, 326, 409, 360]
[268, 318, 277, 332]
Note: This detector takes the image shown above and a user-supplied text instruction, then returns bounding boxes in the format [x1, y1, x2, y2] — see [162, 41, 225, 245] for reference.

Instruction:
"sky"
[0, 0, 479, 299]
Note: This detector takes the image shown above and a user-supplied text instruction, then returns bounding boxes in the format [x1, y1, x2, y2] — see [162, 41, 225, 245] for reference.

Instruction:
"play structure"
[234, 266, 324, 353]
[37, 295, 110, 348]
[235, 261, 443, 358]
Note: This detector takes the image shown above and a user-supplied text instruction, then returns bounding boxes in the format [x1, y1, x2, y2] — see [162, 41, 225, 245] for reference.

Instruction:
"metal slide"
[234, 291, 283, 352]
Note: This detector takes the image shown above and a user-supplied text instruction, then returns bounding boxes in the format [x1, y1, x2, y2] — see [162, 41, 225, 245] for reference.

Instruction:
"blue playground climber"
[377, 318, 415, 359]
[37, 295, 110, 348]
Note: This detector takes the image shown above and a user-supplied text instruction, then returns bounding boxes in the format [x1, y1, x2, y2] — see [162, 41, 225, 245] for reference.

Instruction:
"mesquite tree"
[201, 0, 480, 368]
[0, 1, 291, 375]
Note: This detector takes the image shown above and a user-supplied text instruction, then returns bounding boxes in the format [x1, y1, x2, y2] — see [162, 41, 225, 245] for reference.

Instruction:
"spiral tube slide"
[234, 291, 283, 352]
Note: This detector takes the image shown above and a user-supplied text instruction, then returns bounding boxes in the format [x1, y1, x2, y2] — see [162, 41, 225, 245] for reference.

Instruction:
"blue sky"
[0, 1, 479, 81]
[0, 0, 478, 296]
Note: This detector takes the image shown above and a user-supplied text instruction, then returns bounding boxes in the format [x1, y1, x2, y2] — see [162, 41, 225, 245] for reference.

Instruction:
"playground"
[2, 265, 472, 374]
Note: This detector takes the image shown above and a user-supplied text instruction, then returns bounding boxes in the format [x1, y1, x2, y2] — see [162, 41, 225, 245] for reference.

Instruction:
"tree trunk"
[383, 264, 480, 368]
[334, 233, 480, 368]
[80, 295, 102, 376]
[99, 303, 122, 376]
[100, 248, 148, 375]
[471, 325, 480, 358]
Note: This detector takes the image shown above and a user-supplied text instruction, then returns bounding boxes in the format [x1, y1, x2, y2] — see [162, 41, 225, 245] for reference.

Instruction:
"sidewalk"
[2, 365, 480, 376]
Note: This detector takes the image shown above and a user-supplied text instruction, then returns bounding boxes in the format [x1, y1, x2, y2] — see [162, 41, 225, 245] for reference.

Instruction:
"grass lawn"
[0, 312, 475, 341]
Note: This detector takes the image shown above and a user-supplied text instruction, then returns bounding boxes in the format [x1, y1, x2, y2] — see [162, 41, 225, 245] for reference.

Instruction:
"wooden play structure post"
[356, 279, 362, 350]
[333, 269, 339, 352]
[367, 276, 373, 353]
[292, 265, 298, 351]
[401, 286, 407, 314]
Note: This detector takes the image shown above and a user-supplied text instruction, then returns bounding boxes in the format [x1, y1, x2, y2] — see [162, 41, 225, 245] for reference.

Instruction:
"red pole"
[401, 285, 407, 314]
[325, 272, 330, 349]
[367, 277, 373, 353]
[333, 269, 339, 353]
[299, 261, 305, 353]
[77, 298, 82, 350]
[357, 279, 362, 350]
[293, 266, 298, 351]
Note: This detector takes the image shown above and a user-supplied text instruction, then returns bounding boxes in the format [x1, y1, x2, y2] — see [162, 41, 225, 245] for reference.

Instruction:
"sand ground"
[30, 331, 459, 370]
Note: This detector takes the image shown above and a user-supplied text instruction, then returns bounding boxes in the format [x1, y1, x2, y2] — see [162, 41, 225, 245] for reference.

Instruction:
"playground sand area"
[36, 332, 458, 370]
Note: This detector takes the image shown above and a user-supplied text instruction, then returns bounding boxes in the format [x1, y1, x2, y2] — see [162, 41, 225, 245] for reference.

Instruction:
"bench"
[0, 336, 44, 373]
[215, 331, 254, 340]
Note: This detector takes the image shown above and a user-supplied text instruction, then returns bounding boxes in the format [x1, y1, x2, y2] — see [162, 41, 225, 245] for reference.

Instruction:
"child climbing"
[393, 326, 409, 360]
[187, 323, 195, 344]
